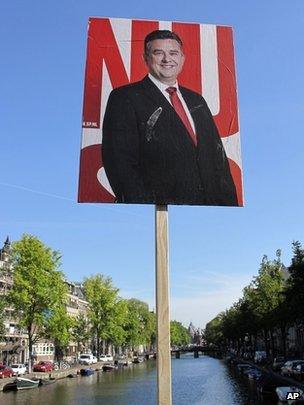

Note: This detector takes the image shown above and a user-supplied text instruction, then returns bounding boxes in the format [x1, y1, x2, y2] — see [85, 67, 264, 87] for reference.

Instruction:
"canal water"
[1, 354, 266, 404]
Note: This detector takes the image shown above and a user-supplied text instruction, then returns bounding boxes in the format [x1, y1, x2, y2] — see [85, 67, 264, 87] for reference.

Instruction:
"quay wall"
[0, 362, 104, 391]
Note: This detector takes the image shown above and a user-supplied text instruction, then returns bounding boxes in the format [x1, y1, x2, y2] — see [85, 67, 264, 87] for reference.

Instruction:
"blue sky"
[1, 1, 304, 328]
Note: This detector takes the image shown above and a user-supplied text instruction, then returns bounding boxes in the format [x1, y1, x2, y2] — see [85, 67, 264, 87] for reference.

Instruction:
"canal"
[0, 355, 269, 404]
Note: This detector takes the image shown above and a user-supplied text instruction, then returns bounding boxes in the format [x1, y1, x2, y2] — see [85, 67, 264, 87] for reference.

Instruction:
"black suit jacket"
[102, 76, 237, 206]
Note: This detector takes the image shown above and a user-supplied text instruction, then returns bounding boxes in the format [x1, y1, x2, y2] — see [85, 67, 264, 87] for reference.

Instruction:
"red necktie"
[166, 87, 197, 146]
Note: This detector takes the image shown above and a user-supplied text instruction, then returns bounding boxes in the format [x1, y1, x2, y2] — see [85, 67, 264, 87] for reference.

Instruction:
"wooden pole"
[155, 205, 172, 405]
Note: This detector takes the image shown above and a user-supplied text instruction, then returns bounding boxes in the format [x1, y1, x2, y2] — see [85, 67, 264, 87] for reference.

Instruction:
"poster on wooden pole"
[78, 16, 242, 405]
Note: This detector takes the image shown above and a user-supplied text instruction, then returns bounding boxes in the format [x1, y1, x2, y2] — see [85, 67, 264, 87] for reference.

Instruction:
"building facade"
[0, 237, 28, 363]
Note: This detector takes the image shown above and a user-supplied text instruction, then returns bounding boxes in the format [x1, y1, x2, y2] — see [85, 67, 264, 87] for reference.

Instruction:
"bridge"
[144, 346, 223, 360]
[170, 346, 223, 359]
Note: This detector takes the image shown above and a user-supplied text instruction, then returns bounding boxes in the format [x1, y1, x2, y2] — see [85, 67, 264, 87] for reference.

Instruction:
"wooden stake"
[155, 205, 172, 405]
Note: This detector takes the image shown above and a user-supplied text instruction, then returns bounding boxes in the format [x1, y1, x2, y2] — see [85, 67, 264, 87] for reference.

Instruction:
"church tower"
[0, 236, 11, 262]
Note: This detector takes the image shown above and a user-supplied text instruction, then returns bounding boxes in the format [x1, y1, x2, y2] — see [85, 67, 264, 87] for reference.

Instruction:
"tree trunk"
[28, 328, 33, 374]
[96, 336, 100, 358]
[237, 339, 241, 356]
[253, 334, 257, 354]
[263, 329, 269, 356]
[280, 324, 287, 357]
[54, 340, 64, 364]
[270, 329, 275, 357]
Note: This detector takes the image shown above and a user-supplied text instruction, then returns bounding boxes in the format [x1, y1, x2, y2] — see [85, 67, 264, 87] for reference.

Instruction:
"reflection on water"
[0, 355, 269, 404]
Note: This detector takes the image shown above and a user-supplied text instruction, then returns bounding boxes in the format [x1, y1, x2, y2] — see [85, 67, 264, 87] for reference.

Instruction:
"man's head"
[144, 30, 185, 86]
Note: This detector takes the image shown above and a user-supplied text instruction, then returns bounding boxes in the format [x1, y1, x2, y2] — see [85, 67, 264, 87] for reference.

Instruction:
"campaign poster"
[78, 17, 243, 206]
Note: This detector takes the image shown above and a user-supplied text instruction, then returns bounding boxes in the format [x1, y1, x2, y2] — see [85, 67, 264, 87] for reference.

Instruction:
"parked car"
[33, 361, 54, 372]
[0, 365, 13, 378]
[294, 363, 304, 381]
[11, 363, 27, 376]
[281, 360, 304, 376]
[276, 386, 304, 402]
[79, 354, 95, 365]
[254, 351, 267, 364]
[99, 354, 114, 362]
[272, 356, 286, 371]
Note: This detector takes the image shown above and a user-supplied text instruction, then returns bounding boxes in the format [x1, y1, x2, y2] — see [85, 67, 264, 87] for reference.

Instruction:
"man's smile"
[144, 38, 185, 85]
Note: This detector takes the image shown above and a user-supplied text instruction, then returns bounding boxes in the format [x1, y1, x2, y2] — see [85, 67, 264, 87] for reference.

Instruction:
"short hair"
[144, 30, 183, 55]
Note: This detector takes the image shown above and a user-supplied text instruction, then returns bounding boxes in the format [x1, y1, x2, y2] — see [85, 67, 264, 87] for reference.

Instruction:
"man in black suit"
[102, 30, 237, 206]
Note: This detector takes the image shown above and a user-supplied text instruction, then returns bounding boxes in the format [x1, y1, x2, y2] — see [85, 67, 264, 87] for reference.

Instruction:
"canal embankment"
[0, 361, 107, 391]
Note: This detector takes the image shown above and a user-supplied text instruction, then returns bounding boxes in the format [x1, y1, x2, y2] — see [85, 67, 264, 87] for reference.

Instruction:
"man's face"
[144, 39, 185, 85]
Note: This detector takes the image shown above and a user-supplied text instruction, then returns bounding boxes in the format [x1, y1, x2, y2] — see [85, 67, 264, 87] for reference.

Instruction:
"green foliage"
[170, 320, 190, 346]
[83, 274, 123, 356]
[148, 311, 156, 348]
[221, 304, 242, 342]
[71, 314, 90, 350]
[107, 298, 128, 347]
[243, 251, 285, 333]
[44, 306, 72, 361]
[9, 234, 66, 326]
[204, 314, 224, 346]
[7, 234, 67, 369]
[284, 241, 304, 322]
[124, 299, 155, 348]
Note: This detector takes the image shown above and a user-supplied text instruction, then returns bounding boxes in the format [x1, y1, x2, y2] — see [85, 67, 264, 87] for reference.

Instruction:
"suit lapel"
[141, 76, 198, 125]
[141, 77, 194, 122]
[140, 76, 198, 150]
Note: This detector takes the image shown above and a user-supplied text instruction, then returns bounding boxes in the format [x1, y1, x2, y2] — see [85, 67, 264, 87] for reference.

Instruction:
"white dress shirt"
[148, 74, 196, 134]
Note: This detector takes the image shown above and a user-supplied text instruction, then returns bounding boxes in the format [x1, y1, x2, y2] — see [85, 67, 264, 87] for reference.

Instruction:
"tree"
[204, 314, 224, 347]
[71, 314, 90, 353]
[107, 298, 128, 349]
[284, 241, 304, 322]
[221, 305, 242, 352]
[170, 320, 190, 347]
[124, 299, 154, 351]
[243, 251, 285, 356]
[44, 306, 72, 363]
[83, 274, 121, 358]
[8, 234, 67, 372]
[148, 311, 156, 351]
